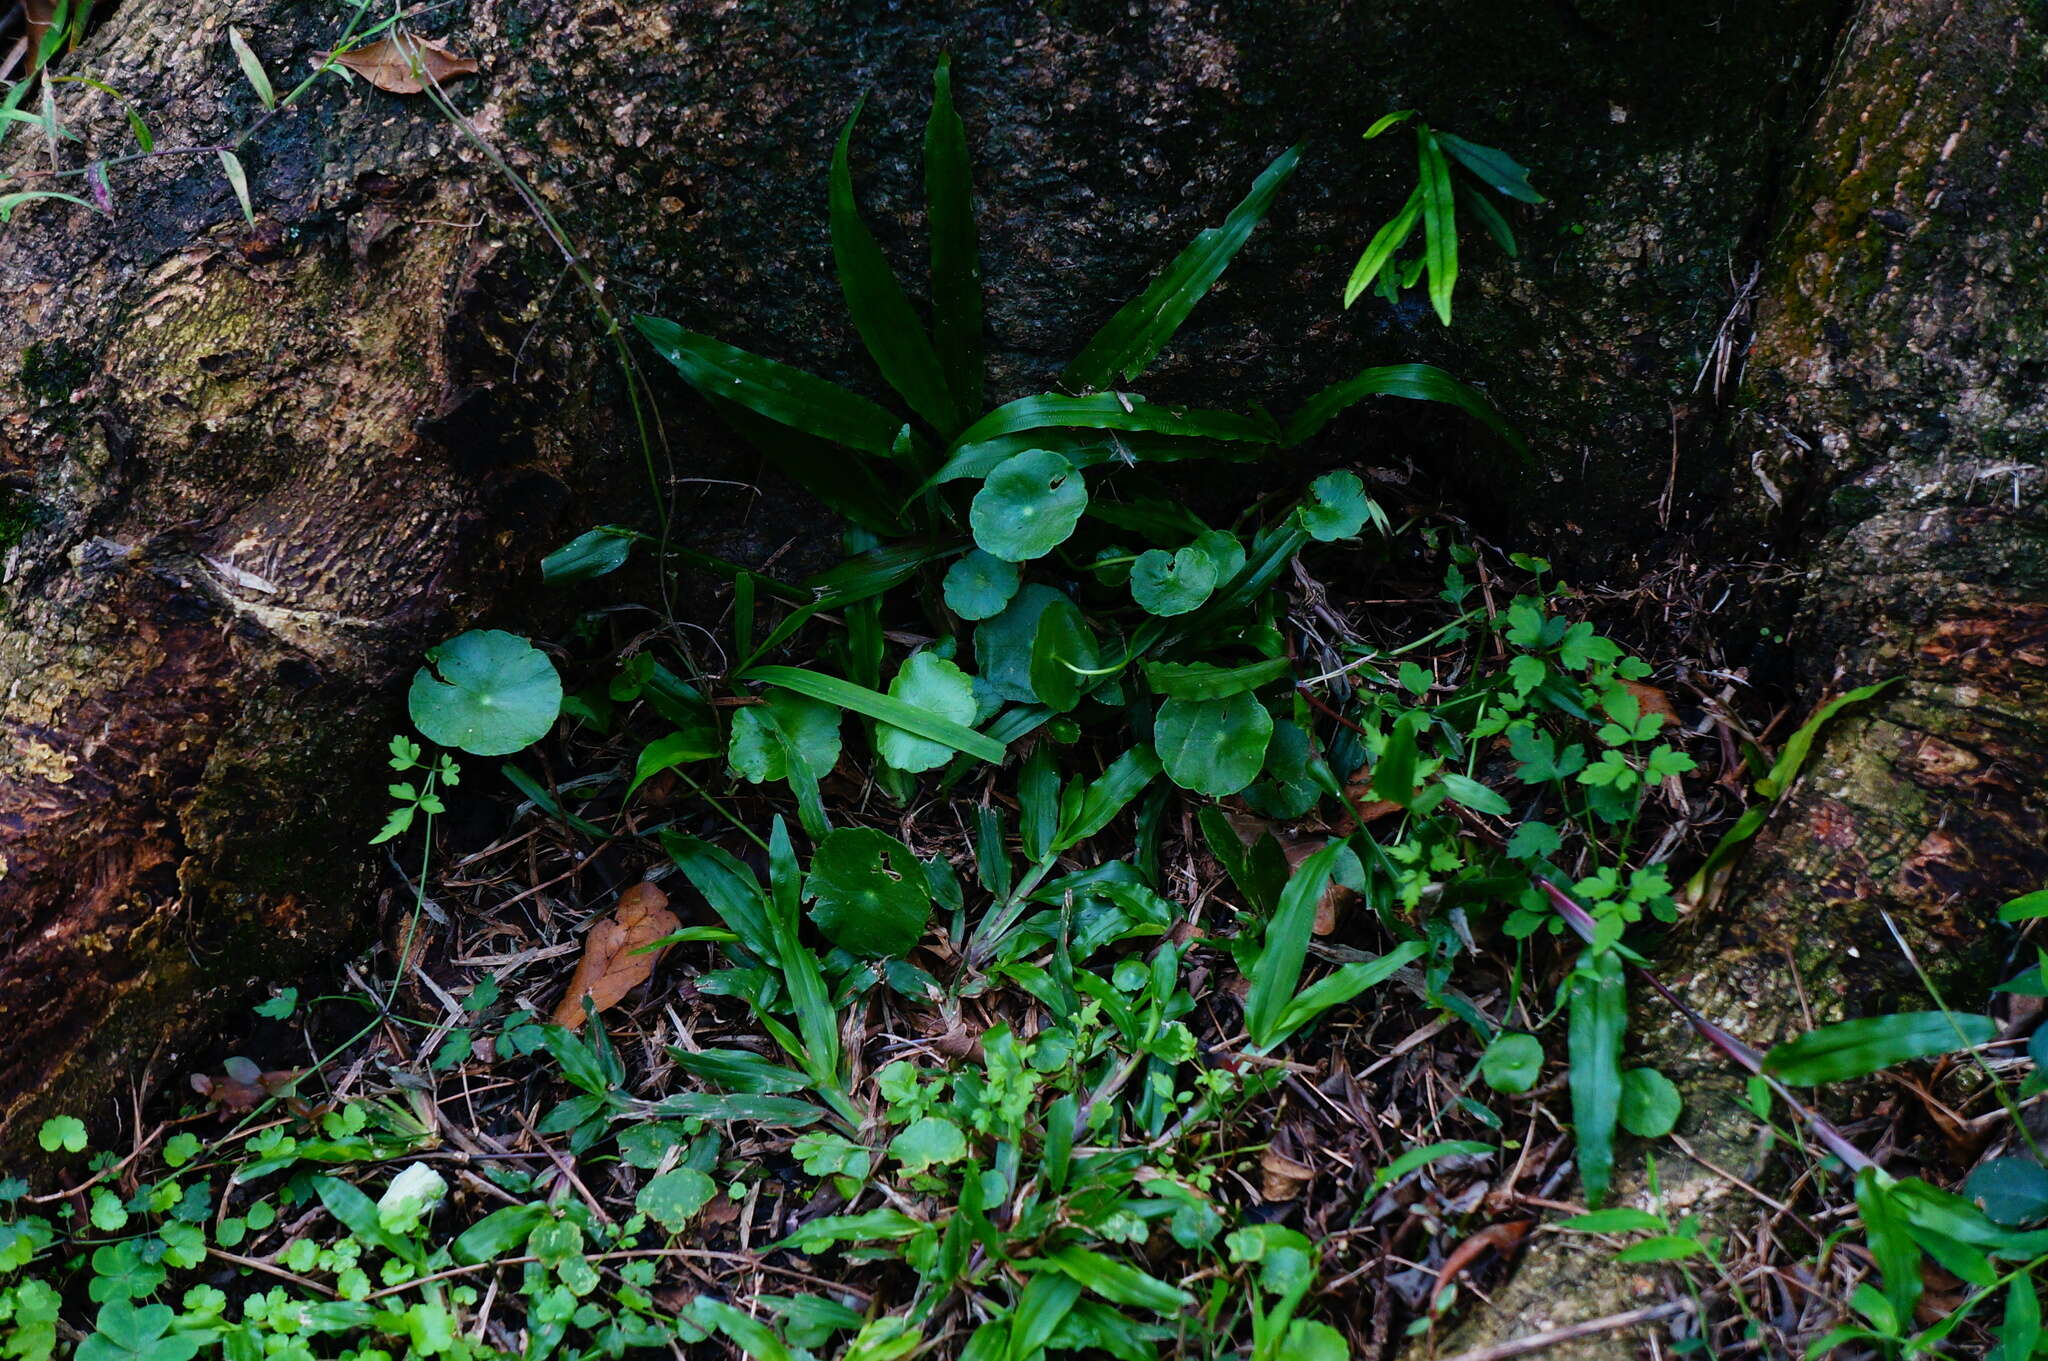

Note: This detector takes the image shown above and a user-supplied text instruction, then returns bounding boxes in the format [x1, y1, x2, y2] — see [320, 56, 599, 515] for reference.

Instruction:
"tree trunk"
[1437, 1, 2048, 1352]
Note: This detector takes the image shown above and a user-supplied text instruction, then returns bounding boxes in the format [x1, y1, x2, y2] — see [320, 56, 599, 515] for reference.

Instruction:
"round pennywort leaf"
[1130, 544, 1218, 616]
[1617, 1067, 1682, 1137]
[877, 652, 978, 773]
[1155, 692, 1273, 797]
[1481, 1033, 1544, 1094]
[408, 630, 563, 756]
[943, 550, 1021, 620]
[805, 827, 933, 958]
[1298, 470, 1377, 542]
[970, 449, 1087, 562]
[728, 688, 842, 784]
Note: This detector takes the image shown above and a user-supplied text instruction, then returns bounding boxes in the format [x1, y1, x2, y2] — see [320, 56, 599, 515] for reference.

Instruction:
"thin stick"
[1432, 1298, 1694, 1361]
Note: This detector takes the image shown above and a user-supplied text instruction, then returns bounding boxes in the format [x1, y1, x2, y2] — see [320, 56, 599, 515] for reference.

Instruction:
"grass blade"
[743, 665, 1006, 765]
[925, 55, 983, 417]
[1284, 362, 1524, 456]
[634, 314, 904, 458]
[1567, 947, 1625, 1208]
[1416, 128, 1458, 326]
[950, 391, 1280, 458]
[1270, 941, 1426, 1043]
[1061, 144, 1301, 392]
[833, 99, 960, 436]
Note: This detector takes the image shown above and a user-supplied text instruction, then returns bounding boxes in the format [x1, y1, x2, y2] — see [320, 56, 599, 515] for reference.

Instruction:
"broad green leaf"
[1062, 144, 1300, 391]
[1028, 597, 1098, 713]
[685, 1297, 797, 1361]
[805, 827, 932, 958]
[729, 689, 843, 784]
[1999, 889, 2048, 922]
[1966, 1158, 2048, 1229]
[1568, 948, 1625, 1208]
[925, 54, 983, 416]
[1617, 1067, 1682, 1137]
[662, 832, 777, 962]
[1141, 656, 1289, 700]
[1284, 363, 1523, 455]
[975, 583, 1065, 703]
[1039, 1246, 1192, 1314]
[408, 630, 562, 756]
[950, 391, 1281, 455]
[943, 549, 1019, 620]
[1010, 1273, 1083, 1361]
[1155, 692, 1272, 798]
[542, 526, 635, 585]
[1130, 544, 1217, 616]
[873, 652, 982, 772]
[630, 728, 719, 797]
[1343, 184, 1422, 308]
[667, 1048, 813, 1094]
[1297, 470, 1380, 541]
[1053, 745, 1161, 852]
[637, 1169, 716, 1232]
[1435, 130, 1545, 203]
[1366, 1140, 1494, 1196]
[1281, 1321, 1348, 1361]
[774, 1208, 926, 1253]
[1362, 109, 1417, 139]
[1613, 1235, 1706, 1263]
[1440, 772, 1511, 816]
[970, 448, 1087, 562]
[1480, 1033, 1543, 1093]
[38, 1115, 86, 1153]
[451, 1205, 545, 1265]
[832, 98, 959, 435]
[634, 315, 903, 457]
[888, 1115, 967, 1174]
[1763, 1011, 1996, 1086]
[1371, 711, 1424, 806]
[745, 664, 1003, 765]
[641, 1092, 829, 1127]
[1417, 129, 1458, 326]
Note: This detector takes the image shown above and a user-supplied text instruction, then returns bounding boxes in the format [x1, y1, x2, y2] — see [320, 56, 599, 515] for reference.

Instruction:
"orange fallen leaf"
[551, 882, 680, 1030]
[331, 30, 480, 95]
[1622, 680, 1678, 727]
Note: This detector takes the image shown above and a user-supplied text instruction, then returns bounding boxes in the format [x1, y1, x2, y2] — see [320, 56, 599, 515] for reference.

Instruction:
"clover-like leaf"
[1130, 544, 1218, 616]
[1297, 470, 1378, 542]
[407, 630, 563, 756]
[1155, 692, 1272, 797]
[942, 550, 1020, 621]
[877, 652, 978, 773]
[969, 449, 1087, 562]
[729, 688, 843, 783]
[636, 1168, 716, 1233]
[37, 1115, 86, 1154]
[805, 827, 932, 958]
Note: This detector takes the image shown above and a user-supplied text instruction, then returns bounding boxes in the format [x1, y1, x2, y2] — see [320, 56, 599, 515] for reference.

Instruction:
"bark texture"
[0, 0, 1849, 1152]
[1438, 2, 2048, 1353]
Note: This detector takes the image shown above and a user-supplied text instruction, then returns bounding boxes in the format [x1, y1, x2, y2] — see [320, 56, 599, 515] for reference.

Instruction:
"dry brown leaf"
[550, 882, 680, 1030]
[1622, 679, 1678, 727]
[332, 30, 480, 95]
[1259, 1146, 1316, 1202]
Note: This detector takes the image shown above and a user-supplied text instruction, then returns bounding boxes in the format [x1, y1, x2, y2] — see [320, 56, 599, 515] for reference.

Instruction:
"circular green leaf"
[1298, 470, 1375, 542]
[1481, 1033, 1544, 1094]
[728, 689, 842, 783]
[1130, 544, 1218, 616]
[878, 652, 978, 773]
[1154, 692, 1273, 798]
[969, 449, 1087, 562]
[1967, 1156, 2048, 1228]
[805, 827, 933, 958]
[635, 1168, 715, 1233]
[408, 630, 563, 756]
[1617, 1067, 1683, 1137]
[943, 550, 1021, 621]
[1192, 528, 1246, 586]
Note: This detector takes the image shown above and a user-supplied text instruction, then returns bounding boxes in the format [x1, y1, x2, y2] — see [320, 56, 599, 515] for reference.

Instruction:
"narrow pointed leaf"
[1284, 363, 1523, 456]
[634, 314, 903, 457]
[1763, 1011, 1996, 1086]
[1435, 130, 1545, 203]
[833, 99, 959, 435]
[925, 55, 983, 416]
[1417, 129, 1458, 326]
[1061, 144, 1300, 392]
[742, 665, 1006, 765]
[1344, 185, 1422, 308]
[1568, 949, 1625, 1208]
